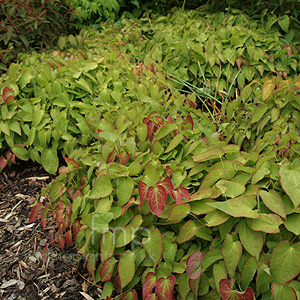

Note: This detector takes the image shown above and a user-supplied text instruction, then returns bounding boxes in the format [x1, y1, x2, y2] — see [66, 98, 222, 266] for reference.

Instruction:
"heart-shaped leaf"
[143, 272, 157, 299]
[219, 278, 254, 300]
[186, 251, 203, 279]
[147, 185, 167, 217]
[155, 275, 176, 300]
[100, 257, 117, 282]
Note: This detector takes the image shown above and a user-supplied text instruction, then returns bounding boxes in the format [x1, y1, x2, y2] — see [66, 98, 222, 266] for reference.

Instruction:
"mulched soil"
[0, 162, 102, 300]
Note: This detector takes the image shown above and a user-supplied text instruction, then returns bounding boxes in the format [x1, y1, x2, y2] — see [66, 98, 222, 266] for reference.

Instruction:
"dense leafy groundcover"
[1, 6, 300, 300]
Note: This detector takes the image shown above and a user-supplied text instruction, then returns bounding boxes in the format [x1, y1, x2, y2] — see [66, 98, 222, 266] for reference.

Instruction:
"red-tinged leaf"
[155, 275, 176, 300]
[41, 217, 46, 230]
[189, 277, 201, 298]
[59, 186, 67, 196]
[97, 128, 103, 134]
[100, 257, 117, 282]
[80, 176, 88, 187]
[121, 197, 140, 215]
[57, 200, 65, 211]
[236, 56, 243, 69]
[219, 278, 255, 300]
[71, 190, 81, 202]
[145, 294, 158, 300]
[10, 152, 16, 164]
[143, 272, 157, 299]
[115, 274, 122, 289]
[86, 254, 96, 277]
[147, 120, 155, 139]
[165, 166, 174, 176]
[65, 230, 73, 247]
[0, 156, 8, 170]
[186, 98, 198, 108]
[186, 251, 203, 279]
[166, 115, 173, 124]
[1, 87, 15, 104]
[185, 115, 194, 130]
[120, 290, 139, 300]
[107, 150, 116, 163]
[64, 156, 80, 168]
[57, 236, 65, 250]
[50, 230, 55, 247]
[147, 185, 167, 217]
[143, 113, 155, 124]
[161, 176, 174, 195]
[139, 180, 148, 206]
[117, 150, 130, 165]
[178, 186, 191, 200]
[73, 221, 81, 239]
[171, 190, 182, 204]
[29, 202, 43, 223]
[41, 243, 48, 265]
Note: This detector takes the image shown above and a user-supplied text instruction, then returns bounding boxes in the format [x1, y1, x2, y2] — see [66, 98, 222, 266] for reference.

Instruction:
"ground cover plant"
[0, 5, 300, 300]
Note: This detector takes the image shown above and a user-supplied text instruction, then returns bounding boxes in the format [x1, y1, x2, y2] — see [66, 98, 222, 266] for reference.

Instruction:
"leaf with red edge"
[115, 274, 122, 289]
[117, 150, 130, 165]
[147, 185, 167, 217]
[184, 115, 194, 130]
[57, 236, 65, 250]
[171, 190, 182, 204]
[41, 217, 46, 230]
[139, 180, 148, 206]
[120, 290, 139, 300]
[41, 243, 49, 265]
[107, 150, 116, 163]
[65, 230, 73, 247]
[166, 115, 173, 123]
[155, 275, 176, 300]
[178, 186, 191, 200]
[186, 251, 203, 279]
[73, 221, 81, 239]
[143, 272, 157, 299]
[236, 56, 243, 69]
[121, 197, 141, 215]
[100, 257, 117, 282]
[147, 120, 155, 139]
[1, 87, 15, 104]
[219, 278, 255, 300]
[161, 176, 174, 195]
[189, 277, 201, 298]
[86, 253, 96, 277]
[145, 294, 158, 300]
[29, 202, 43, 222]
[0, 156, 8, 170]
[59, 156, 82, 173]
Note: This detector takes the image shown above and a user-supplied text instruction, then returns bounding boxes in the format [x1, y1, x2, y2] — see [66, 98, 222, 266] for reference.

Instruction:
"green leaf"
[279, 162, 300, 208]
[165, 133, 183, 153]
[239, 220, 263, 260]
[76, 78, 93, 94]
[213, 261, 227, 294]
[272, 283, 297, 300]
[19, 68, 35, 89]
[166, 203, 190, 224]
[256, 263, 271, 295]
[216, 179, 245, 198]
[247, 213, 282, 233]
[205, 210, 230, 227]
[202, 249, 223, 271]
[81, 212, 114, 233]
[259, 190, 286, 219]
[193, 147, 225, 162]
[208, 196, 259, 218]
[41, 148, 58, 175]
[90, 175, 113, 199]
[178, 273, 190, 300]
[241, 256, 257, 290]
[270, 241, 300, 284]
[0, 122, 10, 136]
[9, 120, 21, 135]
[142, 228, 163, 268]
[176, 220, 198, 244]
[118, 250, 135, 288]
[154, 123, 178, 140]
[117, 177, 134, 206]
[200, 167, 225, 189]
[32, 110, 44, 127]
[222, 234, 242, 278]
[262, 80, 275, 101]
[12, 146, 29, 161]
[284, 213, 300, 235]
[278, 15, 290, 33]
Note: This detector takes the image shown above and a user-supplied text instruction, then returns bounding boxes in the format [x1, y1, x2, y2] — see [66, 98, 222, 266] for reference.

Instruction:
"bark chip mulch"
[0, 162, 102, 300]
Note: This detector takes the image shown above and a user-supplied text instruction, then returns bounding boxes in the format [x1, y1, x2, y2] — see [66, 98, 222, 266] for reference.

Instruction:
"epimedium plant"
[0, 6, 299, 300]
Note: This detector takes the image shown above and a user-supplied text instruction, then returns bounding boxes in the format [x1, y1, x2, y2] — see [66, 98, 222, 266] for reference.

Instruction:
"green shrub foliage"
[0, 7, 300, 300]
